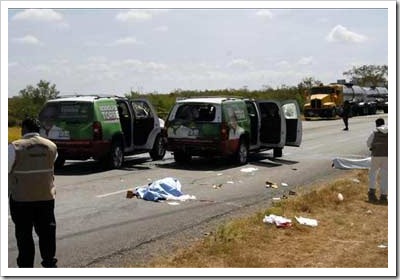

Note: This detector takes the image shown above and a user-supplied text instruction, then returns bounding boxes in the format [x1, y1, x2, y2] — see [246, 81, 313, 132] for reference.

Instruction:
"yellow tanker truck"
[303, 82, 368, 120]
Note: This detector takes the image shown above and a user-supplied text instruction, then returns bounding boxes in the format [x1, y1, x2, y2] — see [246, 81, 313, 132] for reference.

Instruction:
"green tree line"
[8, 64, 387, 126]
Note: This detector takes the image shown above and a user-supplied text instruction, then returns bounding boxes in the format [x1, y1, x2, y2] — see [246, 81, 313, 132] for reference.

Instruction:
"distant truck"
[303, 82, 379, 120]
[165, 97, 302, 164]
[364, 86, 388, 113]
[303, 83, 344, 119]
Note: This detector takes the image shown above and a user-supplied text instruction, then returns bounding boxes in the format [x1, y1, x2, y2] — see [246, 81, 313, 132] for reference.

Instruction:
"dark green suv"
[38, 95, 166, 169]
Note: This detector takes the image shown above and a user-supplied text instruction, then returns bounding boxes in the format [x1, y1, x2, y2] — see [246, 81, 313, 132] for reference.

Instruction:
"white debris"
[240, 167, 258, 173]
[167, 202, 180, 205]
[263, 214, 292, 228]
[295, 216, 318, 227]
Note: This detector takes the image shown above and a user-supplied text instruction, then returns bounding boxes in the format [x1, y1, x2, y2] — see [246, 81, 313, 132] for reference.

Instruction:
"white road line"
[96, 189, 131, 198]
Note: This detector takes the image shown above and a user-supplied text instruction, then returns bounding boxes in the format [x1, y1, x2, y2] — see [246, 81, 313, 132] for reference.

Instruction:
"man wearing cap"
[8, 117, 58, 268]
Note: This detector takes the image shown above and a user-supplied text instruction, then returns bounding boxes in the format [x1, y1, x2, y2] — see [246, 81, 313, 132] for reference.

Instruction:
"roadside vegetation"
[142, 170, 388, 268]
[8, 64, 387, 125]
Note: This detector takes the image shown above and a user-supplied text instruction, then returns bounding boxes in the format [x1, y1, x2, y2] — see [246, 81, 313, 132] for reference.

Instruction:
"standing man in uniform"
[366, 118, 388, 204]
[8, 117, 58, 268]
[341, 100, 351, 131]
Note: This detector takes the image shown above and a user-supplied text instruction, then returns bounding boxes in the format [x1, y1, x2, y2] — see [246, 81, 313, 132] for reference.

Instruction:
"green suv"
[165, 97, 302, 165]
[38, 95, 166, 169]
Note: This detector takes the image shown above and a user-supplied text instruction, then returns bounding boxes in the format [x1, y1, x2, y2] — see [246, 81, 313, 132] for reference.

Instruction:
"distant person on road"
[366, 118, 388, 204]
[8, 117, 58, 268]
[341, 100, 351, 131]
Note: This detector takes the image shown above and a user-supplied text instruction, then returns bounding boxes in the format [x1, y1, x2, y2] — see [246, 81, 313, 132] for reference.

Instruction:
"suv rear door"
[281, 100, 302, 146]
[131, 100, 155, 146]
[39, 101, 94, 140]
[257, 100, 286, 148]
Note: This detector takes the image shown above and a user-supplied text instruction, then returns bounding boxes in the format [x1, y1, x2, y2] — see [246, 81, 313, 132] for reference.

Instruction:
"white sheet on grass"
[332, 157, 371, 170]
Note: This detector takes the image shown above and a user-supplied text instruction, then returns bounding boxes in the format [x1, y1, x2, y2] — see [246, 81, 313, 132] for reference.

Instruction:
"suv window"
[132, 100, 153, 119]
[175, 104, 216, 122]
[39, 102, 92, 123]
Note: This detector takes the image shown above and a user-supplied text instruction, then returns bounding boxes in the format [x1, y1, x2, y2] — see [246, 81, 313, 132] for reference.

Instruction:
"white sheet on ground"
[135, 177, 196, 202]
[332, 157, 371, 170]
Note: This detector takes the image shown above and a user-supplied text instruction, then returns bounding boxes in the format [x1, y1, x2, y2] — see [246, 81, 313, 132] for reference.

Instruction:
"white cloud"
[83, 41, 100, 47]
[13, 35, 42, 45]
[118, 59, 167, 72]
[115, 10, 153, 22]
[227, 58, 252, 69]
[32, 64, 51, 73]
[326, 25, 367, 43]
[12, 9, 64, 22]
[297, 56, 313, 65]
[275, 60, 289, 68]
[108, 37, 143, 46]
[154, 25, 168, 32]
[256, 10, 273, 20]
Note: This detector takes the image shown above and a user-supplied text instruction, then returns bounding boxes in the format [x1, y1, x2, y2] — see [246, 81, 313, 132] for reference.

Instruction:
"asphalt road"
[7, 113, 387, 269]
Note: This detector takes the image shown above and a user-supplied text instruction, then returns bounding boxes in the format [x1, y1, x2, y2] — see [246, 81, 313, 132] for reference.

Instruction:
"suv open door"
[281, 100, 302, 147]
[257, 100, 286, 148]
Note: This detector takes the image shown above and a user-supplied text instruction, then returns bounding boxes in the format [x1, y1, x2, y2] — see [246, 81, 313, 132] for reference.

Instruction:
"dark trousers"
[342, 116, 349, 129]
[9, 197, 57, 268]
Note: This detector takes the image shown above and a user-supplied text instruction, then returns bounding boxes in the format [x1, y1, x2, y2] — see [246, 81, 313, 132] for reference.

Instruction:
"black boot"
[379, 194, 388, 204]
[368, 189, 378, 203]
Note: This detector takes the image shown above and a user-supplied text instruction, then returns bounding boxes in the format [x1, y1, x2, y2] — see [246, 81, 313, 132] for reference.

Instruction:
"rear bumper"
[167, 138, 238, 157]
[52, 140, 111, 160]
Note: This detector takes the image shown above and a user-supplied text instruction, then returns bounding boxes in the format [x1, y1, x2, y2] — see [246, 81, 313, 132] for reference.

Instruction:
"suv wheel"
[273, 147, 283, 158]
[54, 157, 65, 169]
[149, 135, 166, 160]
[105, 141, 124, 169]
[235, 139, 248, 165]
[174, 151, 191, 164]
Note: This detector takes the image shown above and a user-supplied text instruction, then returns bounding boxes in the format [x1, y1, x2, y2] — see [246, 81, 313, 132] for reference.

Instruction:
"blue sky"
[4, 1, 394, 97]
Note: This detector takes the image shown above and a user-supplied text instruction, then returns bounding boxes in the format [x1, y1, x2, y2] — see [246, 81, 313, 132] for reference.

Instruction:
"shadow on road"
[156, 156, 239, 171]
[55, 157, 153, 175]
[156, 152, 299, 171]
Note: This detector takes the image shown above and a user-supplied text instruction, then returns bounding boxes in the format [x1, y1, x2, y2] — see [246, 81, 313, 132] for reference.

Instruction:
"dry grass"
[145, 170, 388, 268]
[8, 126, 21, 143]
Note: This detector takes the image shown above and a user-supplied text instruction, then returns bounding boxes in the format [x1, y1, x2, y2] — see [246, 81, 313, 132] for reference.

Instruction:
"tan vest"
[9, 134, 57, 202]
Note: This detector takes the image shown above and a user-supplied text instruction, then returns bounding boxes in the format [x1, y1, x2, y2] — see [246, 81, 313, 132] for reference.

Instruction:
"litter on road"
[240, 167, 258, 173]
[263, 214, 292, 228]
[295, 216, 318, 227]
[265, 181, 278, 188]
[134, 177, 196, 202]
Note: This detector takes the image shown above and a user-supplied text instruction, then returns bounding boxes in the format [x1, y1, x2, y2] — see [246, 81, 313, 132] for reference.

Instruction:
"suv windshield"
[39, 102, 93, 123]
[175, 104, 216, 122]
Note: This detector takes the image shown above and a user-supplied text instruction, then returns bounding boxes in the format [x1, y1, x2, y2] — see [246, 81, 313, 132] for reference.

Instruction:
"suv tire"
[149, 134, 166, 161]
[103, 140, 124, 169]
[174, 151, 191, 164]
[235, 138, 248, 165]
[273, 147, 282, 158]
[54, 157, 65, 169]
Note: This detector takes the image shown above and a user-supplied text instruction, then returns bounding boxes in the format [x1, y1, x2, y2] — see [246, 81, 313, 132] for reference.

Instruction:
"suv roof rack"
[176, 96, 243, 101]
[56, 94, 125, 99]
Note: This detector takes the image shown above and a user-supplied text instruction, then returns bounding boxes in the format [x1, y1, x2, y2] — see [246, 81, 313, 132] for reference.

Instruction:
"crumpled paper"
[263, 214, 292, 228]
[295, 216, 318, 227]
